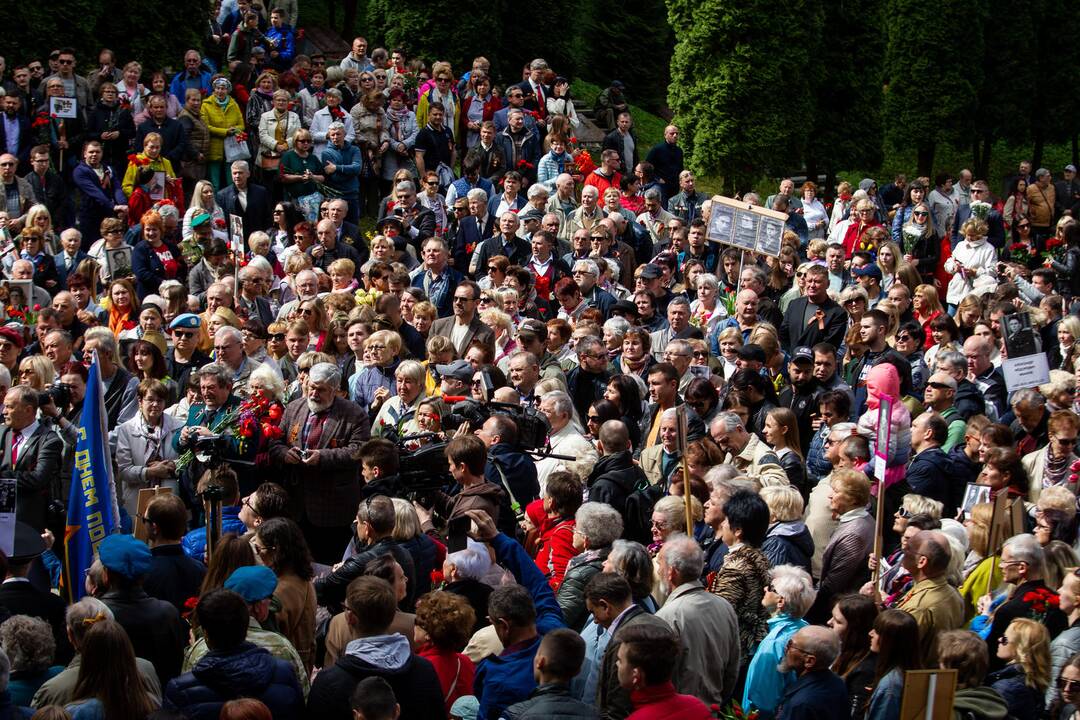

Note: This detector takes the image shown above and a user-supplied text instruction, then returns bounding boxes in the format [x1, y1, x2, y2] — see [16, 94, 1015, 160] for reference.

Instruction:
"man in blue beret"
[99, 533, 187, 685]
[182, 565, 310, 696]
[166, 313, 211, 398]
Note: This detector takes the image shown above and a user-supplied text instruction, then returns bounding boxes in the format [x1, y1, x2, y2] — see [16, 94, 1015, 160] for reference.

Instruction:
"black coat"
[555, 548, 609, 632]
[216, 182, 273, 236]
[85, 101, 136, 174]
[313, 537, 417, 614]
[780, 297, 847, 354]
[954, 378, 984, 421]
[102, 586, 188, 684]
[503, 682, 599, 719]
[135, 117, 187, 170]
[143, 543, 207, 613]
[0, 580, 71, 664]
[587, 451, 646, 518]
[906, 446, 958, 515]
[761, 522, 814, 576]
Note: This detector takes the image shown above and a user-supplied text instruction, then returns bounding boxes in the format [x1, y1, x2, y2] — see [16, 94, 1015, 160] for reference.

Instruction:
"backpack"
[623, 478, 665, 546]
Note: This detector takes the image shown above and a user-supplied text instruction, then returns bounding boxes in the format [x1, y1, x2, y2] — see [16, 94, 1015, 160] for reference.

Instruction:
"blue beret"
[225, 565, 278, 602]
[98, 534, 152, 578]
[169, 313, 202, 330]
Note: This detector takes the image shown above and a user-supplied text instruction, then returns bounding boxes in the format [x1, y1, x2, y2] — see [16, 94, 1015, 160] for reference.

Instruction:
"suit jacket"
[779, 296, 847, 354]
[0, 580, 72, 663]
[0, 114, 32, 166]
[267, 396, 371, 528]
[237, 294, 275, 327]
[429, 315, 496, 357]
[53, 249, 89, 287]
[0, 423, 63, 531]
[187, 259, 219, 303]
[216, 182, 273, 236]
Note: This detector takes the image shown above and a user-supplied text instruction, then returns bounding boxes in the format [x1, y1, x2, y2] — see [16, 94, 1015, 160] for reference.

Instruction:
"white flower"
[969, 200, 992, 220]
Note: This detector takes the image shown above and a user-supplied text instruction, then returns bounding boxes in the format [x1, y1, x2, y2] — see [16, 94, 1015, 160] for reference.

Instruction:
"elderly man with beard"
[268, 362, 371, 563]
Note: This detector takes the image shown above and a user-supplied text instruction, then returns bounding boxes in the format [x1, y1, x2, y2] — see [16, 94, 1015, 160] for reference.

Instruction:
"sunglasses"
[912, 211, 929, 217]
[269, 333, 286, 342]
[172, 330, 195, 338]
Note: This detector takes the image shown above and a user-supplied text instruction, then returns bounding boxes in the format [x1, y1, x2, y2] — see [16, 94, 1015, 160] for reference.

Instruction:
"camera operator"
[434, 359, 473, 399]
[412, 434, 511, 537]
[313, 494, 417, 614]
[477, 414, 540, 524]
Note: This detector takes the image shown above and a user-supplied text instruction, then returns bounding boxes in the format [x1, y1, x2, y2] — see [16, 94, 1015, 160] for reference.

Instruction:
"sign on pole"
[705, 195, 788, 258]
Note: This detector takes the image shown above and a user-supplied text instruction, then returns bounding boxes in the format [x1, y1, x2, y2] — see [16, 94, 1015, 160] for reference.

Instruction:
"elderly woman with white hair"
[759, 484, 815, 575]
[309, 87, 355, 159]
[742, 564, 817, 717]
[372, 359, 427, 439]
[480, 308, 517, 367]
[690, 272, 724, 333]
[0, 615, 63, 706]
[556, 502, 625, 631]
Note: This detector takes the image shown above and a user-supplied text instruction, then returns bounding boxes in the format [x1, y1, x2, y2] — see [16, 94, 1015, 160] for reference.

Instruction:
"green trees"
[666, 0, 822, 193]
[0, 1, 208, 77]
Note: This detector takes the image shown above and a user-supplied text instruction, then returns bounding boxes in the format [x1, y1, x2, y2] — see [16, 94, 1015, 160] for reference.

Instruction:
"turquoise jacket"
[743, 614, 808, 718]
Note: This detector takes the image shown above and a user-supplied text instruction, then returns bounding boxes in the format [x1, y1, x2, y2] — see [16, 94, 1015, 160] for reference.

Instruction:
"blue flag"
[64, 354, 119, 603]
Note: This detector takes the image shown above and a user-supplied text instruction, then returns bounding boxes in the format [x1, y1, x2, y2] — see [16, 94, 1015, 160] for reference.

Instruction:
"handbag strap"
[444, 656, 461, 703]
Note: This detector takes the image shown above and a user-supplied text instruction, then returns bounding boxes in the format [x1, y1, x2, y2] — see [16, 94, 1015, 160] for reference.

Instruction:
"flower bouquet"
[1007, 242, 1033, 266]
[355, 287, 383, 308]
[901, 224, 923, 257]
[711, 700, 759, 720]
[969, 200, 992, 220]
[573, 148, 596, 177]
[174, 393, 283, 472]
[1044, 236, 1066, 265]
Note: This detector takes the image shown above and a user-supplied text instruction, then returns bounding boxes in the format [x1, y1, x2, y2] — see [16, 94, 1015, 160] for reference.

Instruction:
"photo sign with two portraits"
[706, 195, 788, 258]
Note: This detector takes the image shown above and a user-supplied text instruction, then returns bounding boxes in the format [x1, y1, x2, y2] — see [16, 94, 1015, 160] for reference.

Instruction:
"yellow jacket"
[415, 88, 460, 134]
[959, 555, 1004, 621]
[200, 97, 245, 162]
[121, 155, 175, 198]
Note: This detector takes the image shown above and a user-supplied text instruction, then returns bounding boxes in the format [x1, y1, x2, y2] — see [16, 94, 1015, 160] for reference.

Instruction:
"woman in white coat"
[114, 379, 184, 516]
[308, 88, 355, 159]
[258, 89, 301, 159]
[944, 217, 998, 309]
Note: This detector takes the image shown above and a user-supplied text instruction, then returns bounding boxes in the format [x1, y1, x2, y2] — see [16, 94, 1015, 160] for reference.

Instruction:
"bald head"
[963, 336, 992, 376]
[795, 626, 840, 668]
[909, 529, 951, 578]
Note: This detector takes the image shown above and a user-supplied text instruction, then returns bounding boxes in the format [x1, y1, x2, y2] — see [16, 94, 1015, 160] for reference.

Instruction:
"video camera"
[394, 437, 452, 507]
[442, 400, 552, 454]
[39, 383, 73, 410]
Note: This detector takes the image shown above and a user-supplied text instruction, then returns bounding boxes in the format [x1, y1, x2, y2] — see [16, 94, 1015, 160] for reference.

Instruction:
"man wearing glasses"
[892, 531, 964, 666]
[43, 47, 92, 113]
[430, 280, 494, 358]
[952, 179, 1006, 248]
[493, 86, 537, 134]
[167, 313, 211, 394]
[473, 211, 530, 278]
[922, 372, 965, 452]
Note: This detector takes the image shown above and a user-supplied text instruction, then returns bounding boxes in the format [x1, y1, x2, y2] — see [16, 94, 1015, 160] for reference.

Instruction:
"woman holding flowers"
[121, 132, 175, 198]
[899, 201, 939, 284]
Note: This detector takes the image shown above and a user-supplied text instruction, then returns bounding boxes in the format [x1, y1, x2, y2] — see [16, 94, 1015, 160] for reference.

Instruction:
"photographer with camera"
[412, 434, 509, 536]
[268, 362, 372, 565]
[477, 413, 540, 525]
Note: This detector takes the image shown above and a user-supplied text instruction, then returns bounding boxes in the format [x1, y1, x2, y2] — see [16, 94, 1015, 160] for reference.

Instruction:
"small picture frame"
[148, 171, 166, 201]
[961, 483, 991, 518]
[104, 246, 133, 281]
[230, 215, 245, 255]
[2, 279, 32, 310]
[48, 96, 77, 119]
[707, 202, 735, 245]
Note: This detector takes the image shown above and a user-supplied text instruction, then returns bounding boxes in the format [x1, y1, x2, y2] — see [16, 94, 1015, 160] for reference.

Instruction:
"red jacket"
[842, 219, 883, 258]
[417, 643, 475, 713]
[627, 682, 712, 720]
[526, 498, 579, 591]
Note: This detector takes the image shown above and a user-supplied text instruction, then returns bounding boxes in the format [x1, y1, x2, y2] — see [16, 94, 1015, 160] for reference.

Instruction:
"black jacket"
[504, 682, 599, 719]
[0, 580, 70, 664]
[313, 537, 417, 614]
[778, 379, 823, 461]
[587, 451, 646, 518]
[485, 442, 541, 520]
[954, 378, 984, 421]
[85, 101, 136, 172]
[973, 366, 1008, 421]
[135, 116, 187, 170]
[779, 297, 847, 354]
[164, 642, 304, 720]
[761, 521, 814, 576]
[216, 182, 273, 236]
[143, 543, 207, 613]
[102, 586, 188, 684]
[556, 547, 610, 632]
[307, 635, 444, 720]
[445, 577, 492, 634]
[566, 366, 610, 427]
[906, 446, 958, 515]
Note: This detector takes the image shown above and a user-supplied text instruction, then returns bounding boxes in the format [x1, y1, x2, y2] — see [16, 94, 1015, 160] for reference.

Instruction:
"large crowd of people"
[0, 2, 1079, 719]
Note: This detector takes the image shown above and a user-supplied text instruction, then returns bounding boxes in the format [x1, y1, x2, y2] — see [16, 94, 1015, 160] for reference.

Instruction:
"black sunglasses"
[269, 333, 286, 342]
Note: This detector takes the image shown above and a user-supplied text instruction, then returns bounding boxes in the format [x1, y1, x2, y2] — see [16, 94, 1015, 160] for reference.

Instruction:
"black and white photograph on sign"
[149, 171, 166, 201]
[3, 279, 32, 310]
[757, 216, 784, 257]
[707, 203, 735, 245]
[731, 209, 759, 250]
[105, 246, 133, 281]
[48, 96, 77, 119]
[230, 215, 244, 254]
[1002, 312, 1038, 358]
[961, 483, 991, 518]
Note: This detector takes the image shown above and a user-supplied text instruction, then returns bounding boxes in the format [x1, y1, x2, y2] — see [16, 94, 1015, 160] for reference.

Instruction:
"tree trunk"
[342, 0, 358, 39]
[824, 167, 837, 203]
[917, 143, 936, 179]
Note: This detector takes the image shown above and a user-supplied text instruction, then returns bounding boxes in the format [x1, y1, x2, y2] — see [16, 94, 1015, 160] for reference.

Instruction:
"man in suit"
[0, 385, 63, 531]
[0, 523, 72, 663]
[0, 94, 31, 169]
[215, 160, 272, 236]
[326, 198, 362, 251]
[514, 59, 551, 120]
[141, 493, 207, 612]
[430, 280, 495, 358]
[779, 265, 847, 354]
[54, 228, 89, 288]
[312, 218, 367, 281]
[493, 86, 538, 134]
[236, 260, 275, 327]
[267, 362, 371, 564]
[472, 212, 531, 278]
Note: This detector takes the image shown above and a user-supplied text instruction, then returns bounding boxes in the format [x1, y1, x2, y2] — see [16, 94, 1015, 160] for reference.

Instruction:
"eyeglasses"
[927, 382, 952, 390]
[1018, 223, 1031, 229]
[273, 209, 284, 214]
[242, 496, 261, 517]
[172, 330, 195, 339]
[693, 351, 709, 358]
[896, 334, 914, 343]
[786, 640, 815, 656]
[587, 414, 601, 422]
[897, 507, 913, 519]
[1058, 677, 1080, 691]
[765, 583, 776, 593]
[58, 59, 74, 65]
[453, 296, 474, 303]
[426, 180, 438, 186]
[1054, 435, 1079, 446]
[367, 344, 386, 351]
[999, 636, 1010, 645]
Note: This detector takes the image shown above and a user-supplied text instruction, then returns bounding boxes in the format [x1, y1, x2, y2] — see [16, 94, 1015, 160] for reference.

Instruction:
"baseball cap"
[435, 359, 474, 382]
[610, 300, 639, 318]
[1067, 165, 1077, 173]
[519, 207, 544, 223]
[638, 264, 663, 280]
[852, 263, 883, 280]
[517, 319, 548, 341]
[791, 346, 814, 365]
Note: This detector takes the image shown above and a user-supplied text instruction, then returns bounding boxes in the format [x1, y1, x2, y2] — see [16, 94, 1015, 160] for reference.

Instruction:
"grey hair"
[743, 192, 761, 205]
[249, 363, 286, 401]
[661, 534, 705, 585]
[608, 539, 655, 598]
[0, 365, 11, 390]
[198, 362, 232, 388]
[831, 421, 858, 438]
[527, 183, 549, 199]
[742, 265, 768, 286]
[60, 227, 82, 243]
[508, 350, 539, 368]
[936, 350, 967, 374]
[644, 187, 662, 202]
[1011, 388, 1045, 409]
[576, 336, 604, 357]
[0, 615, 54, 673]
[245, 255, 274, 276]
[574, 502, 624, 547]
[696, 273, 719, 291]
[215, 325, 243, 346]
[580, 185, 600, 199]
[543, 390, 574, 419]
[65, 597, 114, 647]
[769, 564, 816, 618]
[325, 87, 343, 101]
[603, 316, 631, 338]
[0, 647, 9, 693]
[395, 180, 415, 194]
[574, 259, 599, 276]
[230, 160, 250, 173]
[85, 327, 120, 365]
[309, 362, 342, 388]
[799, 626, 841, 667]
[703, 470, 756, 496]
[1003, 533, 1045, 570]
[396, 359, 426, 384]
[602, 257, 620, 281]
[661, 407, 679, 423]
[712, 411, 745, 433]
[1036, 168, 1051, 179]
[327, 121, 346, 133]
[447, 547, 491, 580]
[466, 188, 488, 202]
[500, 211, 520, 226]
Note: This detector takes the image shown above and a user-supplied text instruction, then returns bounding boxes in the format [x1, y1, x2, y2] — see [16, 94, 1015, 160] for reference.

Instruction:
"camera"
[194, 434, 231, 467]
[39, 383, 72, 409]
[395, 439, 452, 508]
